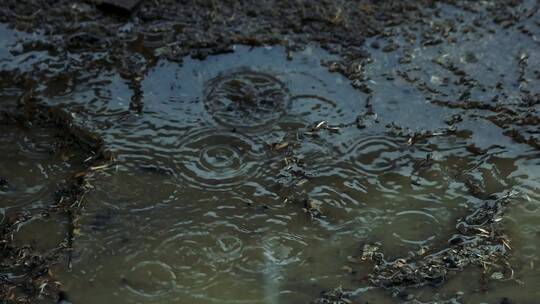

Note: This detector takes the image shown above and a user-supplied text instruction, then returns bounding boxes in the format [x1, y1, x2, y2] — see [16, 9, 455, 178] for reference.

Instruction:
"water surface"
[1, 26, 539, 304]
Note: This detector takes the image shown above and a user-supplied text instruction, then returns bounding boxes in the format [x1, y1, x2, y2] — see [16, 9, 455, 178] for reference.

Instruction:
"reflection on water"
[1, 34, 540, 304]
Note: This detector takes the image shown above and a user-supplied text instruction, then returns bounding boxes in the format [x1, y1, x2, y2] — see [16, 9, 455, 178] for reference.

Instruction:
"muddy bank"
[0, 100, 112, 303]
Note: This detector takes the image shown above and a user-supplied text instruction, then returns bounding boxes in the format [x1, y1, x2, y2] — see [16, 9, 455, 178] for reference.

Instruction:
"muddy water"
[0, 123, 88, 270]
[1, 35, 540, 303]
[0, 125, 87, 213]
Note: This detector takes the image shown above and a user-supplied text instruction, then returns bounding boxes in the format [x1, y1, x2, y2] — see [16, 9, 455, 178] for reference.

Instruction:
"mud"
[0, 101, 112, 303]
[0, 0, 539, 303]
[366, 192, 514, 291]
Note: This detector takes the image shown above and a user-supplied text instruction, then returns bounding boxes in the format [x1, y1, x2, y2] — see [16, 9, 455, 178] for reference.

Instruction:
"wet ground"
[1, 1, 540, 303]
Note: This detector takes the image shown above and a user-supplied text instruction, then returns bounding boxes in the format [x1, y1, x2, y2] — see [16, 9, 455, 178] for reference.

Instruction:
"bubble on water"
[348, 208, 385, 239]
[351, 226, 373, 240]
[204, 69, 290, 130]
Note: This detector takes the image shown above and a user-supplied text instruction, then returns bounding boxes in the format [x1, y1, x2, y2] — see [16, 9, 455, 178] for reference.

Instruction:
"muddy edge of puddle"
[0, 100, 113, 302]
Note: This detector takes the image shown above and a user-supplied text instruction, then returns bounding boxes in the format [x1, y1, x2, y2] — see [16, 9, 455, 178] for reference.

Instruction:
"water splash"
[171, 128, 268, 190]
[204, 68, 290, 130]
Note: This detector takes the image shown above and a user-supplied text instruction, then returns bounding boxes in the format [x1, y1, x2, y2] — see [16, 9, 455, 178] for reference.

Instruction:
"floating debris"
[363, 192, 515, 292]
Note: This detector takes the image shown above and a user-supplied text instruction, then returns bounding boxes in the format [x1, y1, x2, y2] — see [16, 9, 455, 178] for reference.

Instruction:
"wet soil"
[0, 102, 112, 302]
[0, 0, 539, 303]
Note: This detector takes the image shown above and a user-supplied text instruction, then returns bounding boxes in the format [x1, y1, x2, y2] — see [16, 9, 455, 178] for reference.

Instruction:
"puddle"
[26, 44, 534, 304]
[0, 6, 539, 302]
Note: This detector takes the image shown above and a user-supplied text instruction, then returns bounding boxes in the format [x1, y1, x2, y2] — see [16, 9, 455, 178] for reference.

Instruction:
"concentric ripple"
[153, 231, 220, 290]
[387, 210, 440, 245]
[123, 260, 177, 298]
[204, 69, 290, 129]
[86, 169, 180, 211]
[172, 128, 267, 190]
[261, 233, 308, 266]
[340, 136, 405, 176]
[151, 228, 261, 302]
